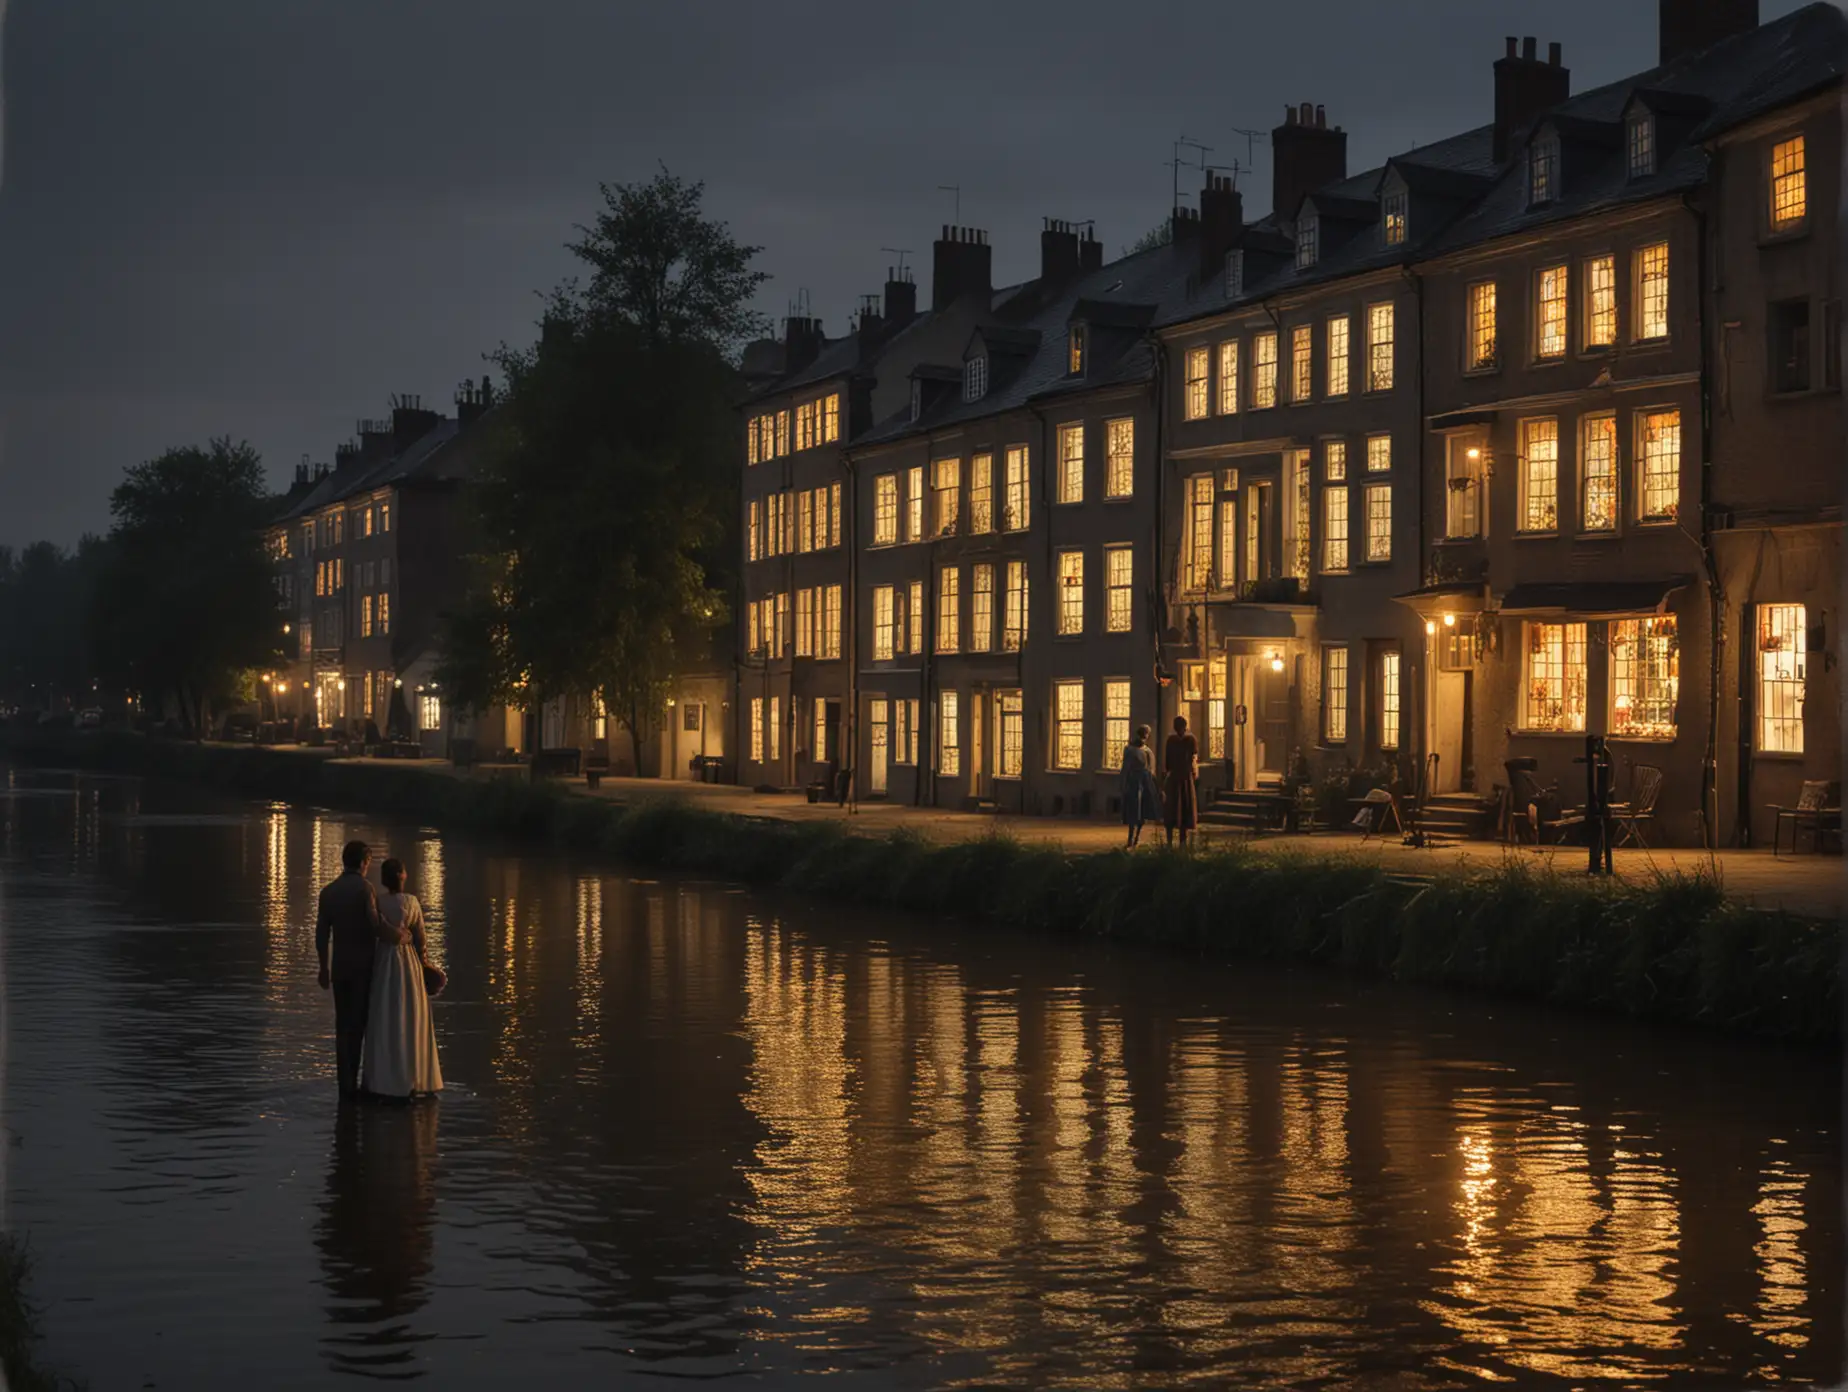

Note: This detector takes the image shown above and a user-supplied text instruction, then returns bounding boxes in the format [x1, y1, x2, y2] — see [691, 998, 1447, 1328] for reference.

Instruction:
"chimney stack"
[1040, 219, 1082, 285]
[1198, 173, 1245, 283]
[932, 226, 993, 311]
[782, 315, 825, 373]
[884, 267, 918, 325]
[1658, 0, 1759, 63]
[1270, 102, 1347, 224]
[456, 375, 496, 428]
[1079, 226, 1102, 272]
[390, 394, 441, 453]
[1493, 36, 1571, 163]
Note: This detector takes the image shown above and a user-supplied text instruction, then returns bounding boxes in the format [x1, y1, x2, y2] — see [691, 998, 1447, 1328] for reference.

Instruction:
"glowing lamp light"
[1443, 612, 1457, 628]
[393, 678, 403, 688]
[1425, 620, 1437, 635]
[282, 623, 292, 634]
[1268, 652, 1285, 674]
[1466, 447, 1482, 461]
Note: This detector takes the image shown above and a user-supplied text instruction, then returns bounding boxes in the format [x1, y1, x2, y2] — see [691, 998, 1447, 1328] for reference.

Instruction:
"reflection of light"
[1752, 1161, 1811, 1349]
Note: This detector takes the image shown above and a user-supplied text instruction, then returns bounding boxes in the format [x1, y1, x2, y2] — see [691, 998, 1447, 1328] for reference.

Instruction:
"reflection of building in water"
[1752, 1158, 1811, 1352]
[414, 832, 446, 960]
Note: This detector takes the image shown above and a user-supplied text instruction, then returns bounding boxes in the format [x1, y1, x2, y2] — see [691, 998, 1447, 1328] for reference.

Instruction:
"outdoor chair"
[1349, 787, 1403, 841]
[1611, 764, 1663, 848]
[1772, 780, 1841, 857]
[1504, 761, 1552, 844]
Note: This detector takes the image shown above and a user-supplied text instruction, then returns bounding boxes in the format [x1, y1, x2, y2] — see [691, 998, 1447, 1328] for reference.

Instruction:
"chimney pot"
[1549, 41, 1562, 65]
[1285, 105, 1298, 125]
[1506, 35, 1518, 56]
[1315, 103, 1326, 128]
[1522, 36, 1536, 59]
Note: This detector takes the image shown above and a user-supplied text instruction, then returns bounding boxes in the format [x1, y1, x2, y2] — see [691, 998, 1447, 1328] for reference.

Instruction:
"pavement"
[320, 752, 1844, 921]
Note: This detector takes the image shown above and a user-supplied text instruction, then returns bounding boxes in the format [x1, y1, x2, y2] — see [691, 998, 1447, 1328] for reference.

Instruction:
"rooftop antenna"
[1228, 126, 1268, 168]
[1169, 135, 1211, 212]
[880, 247, 913, 280]
[938, 184, 961, 224]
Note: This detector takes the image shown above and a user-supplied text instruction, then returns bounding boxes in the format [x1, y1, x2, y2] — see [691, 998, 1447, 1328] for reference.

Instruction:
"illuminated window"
[1296, 211, 1318, 268]
[747, 499, 760, 561]
[795, 588, 814, 658]
[998, 691, 1023, 777]
[936, 567, 960, 653]
[1186, 474, 1214, 592]
[970, 564, 994, 652]
[380, 501, 391, 533]
[1056, 550, 1084, 635]
[377, 592, 389, 635]
[1584, 254, 1616, 348]
[747, 419, 760, 465]
[1770, 135, 1807, 230]
[1519, 418, 1559, 532]
[772, 592, 789, 659]
[1628, 113, 1655, 179]
[905, 465, 924, 542]
[361, 506, 374, 538]
[749, 698, 764, 762]
[1379, 650, 1401, 750]
[828, 482, 842, 547]
[1323, 442, 1348, 573]
[775, 410, 790, 457]
[822, 585, 842, 660]
[1219, 495, 1239, 588]
[1053, 680, 1084, 770]
[1326, 315, 1350, 397]
[1366, 302, 1394, 391]
[873, 475, 898, 545]
[1003, 561, 1028, 651]
[1287, 450, 1312, 582]
[907, 580, 923, 654]
[798, 490, 815, 553]
[767, 695, 781, 762]
[1610, 616, 1678, 739]
[1253, 332, 1278, 408]
[1069, 323, 1086, 375]
[1217, 341, 1240, 414]
[794, 400, 815, 451]
[419, 694, 442, 731]
[1105, 545, 1133, 633]
[1105, 418, 1134, 498]
[746, 600, 760, 656]
[1242, 488, 1260, 584]
[1057, 423, 1085, 504]
[1184, 347, 1210, 419]
[1522, 621, 1588, 732]
[1536, 265, 1568, 359]
[1206, 658, 1227, 760]
[1383, 189, 1407, 245]
[1467, 281, 1498, 371]
[1758, 604, 1807, 753]
[1322, 647, 1348, 744]
[1291, 324, 1313, 403]
[824, 392, 840, 442]
[1635, 243, 1669, 341]
[970, 453, 994, 533]
[1003, 446, 1030, 531]
[872, 585, 896, 661]
[1104, 679, 1131, 760]
[360, 594, 374, 638]
[1580, 415, 1617, 532]
[1364, 484, 1392, 562]
[1638, 409, 1680, 522]
[1529, 130, 1559, 205]
[934, 457, 960, 535]
[895, 699, 917, 766]
[1363, 435, 1389, 474]
[939, 691, 960, 776]
[963, 355, 988, 402]
[813, 698, 828, 761]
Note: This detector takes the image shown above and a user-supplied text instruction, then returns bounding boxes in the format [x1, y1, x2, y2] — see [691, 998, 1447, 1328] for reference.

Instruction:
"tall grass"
[0, 1236, 83, 1392]
[10, 729, 1840, 1044]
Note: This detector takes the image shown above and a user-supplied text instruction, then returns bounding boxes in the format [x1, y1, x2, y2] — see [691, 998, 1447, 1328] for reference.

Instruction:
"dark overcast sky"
[0, 0, 1815, 546]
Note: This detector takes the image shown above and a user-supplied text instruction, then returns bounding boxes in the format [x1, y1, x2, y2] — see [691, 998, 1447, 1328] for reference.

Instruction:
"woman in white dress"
[363, 858, 443, 1100]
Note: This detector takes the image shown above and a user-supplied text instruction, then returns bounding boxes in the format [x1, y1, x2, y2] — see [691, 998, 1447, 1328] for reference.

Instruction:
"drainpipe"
[1684, 188, 1723, 851]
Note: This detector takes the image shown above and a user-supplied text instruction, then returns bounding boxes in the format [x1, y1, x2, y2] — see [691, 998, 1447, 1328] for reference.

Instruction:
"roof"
[270, 415, 473, 524]
[1156, 3, 1843, 331]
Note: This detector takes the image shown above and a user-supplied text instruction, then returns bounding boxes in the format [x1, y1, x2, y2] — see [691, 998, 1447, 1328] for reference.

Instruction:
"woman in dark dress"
[1164, 715, 1199, 847]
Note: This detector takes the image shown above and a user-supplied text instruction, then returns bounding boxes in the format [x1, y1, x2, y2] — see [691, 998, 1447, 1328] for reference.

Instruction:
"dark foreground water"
[0, 767, 1838, 1389]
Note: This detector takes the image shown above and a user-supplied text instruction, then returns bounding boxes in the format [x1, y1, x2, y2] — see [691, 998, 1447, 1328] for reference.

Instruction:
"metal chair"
[1611, 765, 1663, 848]
[1772, 780, 1842, 856]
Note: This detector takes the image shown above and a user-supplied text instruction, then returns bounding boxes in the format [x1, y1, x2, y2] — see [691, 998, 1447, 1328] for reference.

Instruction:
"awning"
[1428, 409, 1497, 433]
[1497, 577, 1691, 617]
[1391, 581, 1488, 617]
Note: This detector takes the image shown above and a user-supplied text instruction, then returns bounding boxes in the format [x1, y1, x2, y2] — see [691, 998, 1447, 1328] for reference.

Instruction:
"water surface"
[0, 767, 1838, 1388]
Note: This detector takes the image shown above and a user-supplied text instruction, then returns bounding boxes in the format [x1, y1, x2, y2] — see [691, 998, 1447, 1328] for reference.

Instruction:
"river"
[0, 766, 1838, 1388]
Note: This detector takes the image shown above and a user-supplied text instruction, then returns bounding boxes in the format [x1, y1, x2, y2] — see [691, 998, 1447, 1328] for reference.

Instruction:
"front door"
[1254, 660, 1290, 782]
[868, 699, 889, 796]
[969, 691, 986, 798]
[1433, 670, 1466, 794]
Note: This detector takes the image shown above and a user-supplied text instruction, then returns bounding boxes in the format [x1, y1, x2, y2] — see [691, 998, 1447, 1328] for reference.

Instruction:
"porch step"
[1412, 792, 1497, 839]
[1201, 789, 1296, 832]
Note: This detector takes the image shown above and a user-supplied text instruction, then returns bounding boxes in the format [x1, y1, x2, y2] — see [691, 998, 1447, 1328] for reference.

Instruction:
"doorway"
[1432, 670, 1467, 794]
[868, 699, 889, 796]
[969, 691, 986, 799]
[1230, 657, 1290, 789]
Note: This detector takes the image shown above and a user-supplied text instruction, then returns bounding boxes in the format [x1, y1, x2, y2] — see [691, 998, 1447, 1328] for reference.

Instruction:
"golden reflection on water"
[573, 875, 603, 1051]
[1752, 1158, 1811, 1351]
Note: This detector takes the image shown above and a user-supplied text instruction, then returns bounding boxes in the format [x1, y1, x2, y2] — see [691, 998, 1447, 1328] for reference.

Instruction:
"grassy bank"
[0, 1236, 81, 1392]
[6, 729, 1840, 1045]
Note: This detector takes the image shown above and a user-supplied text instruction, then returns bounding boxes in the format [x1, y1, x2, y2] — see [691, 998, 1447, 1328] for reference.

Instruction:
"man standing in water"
[315, 839, 397, 1101]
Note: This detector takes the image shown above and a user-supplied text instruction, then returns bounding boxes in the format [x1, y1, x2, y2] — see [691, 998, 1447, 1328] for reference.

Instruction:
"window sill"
[1607, 733, 1678, 745]
[1101, 494, 1136, 504]
[1530, 355, 1569, 369]
[1463, 364, 1501, 378]
[1574, 529, 1622, 542]
[1758, 225, 1810, 249]
[1513, 529, 1560, 540]
[1635, 517, 1679, 529]
[1578, 345, 1615, 359]
[1629, 337, 1672, 351]
[1046, 767, 1085, 776]
[1512, 729, 1590, 738]
[1753, 749, 1806, 761]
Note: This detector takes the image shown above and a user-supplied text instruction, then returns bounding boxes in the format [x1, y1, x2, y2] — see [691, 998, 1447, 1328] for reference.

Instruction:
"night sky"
[0, 0, 1814, 546]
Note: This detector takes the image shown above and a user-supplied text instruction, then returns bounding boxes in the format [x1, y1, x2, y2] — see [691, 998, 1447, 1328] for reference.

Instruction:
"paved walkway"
[322, 753, 1844, 921]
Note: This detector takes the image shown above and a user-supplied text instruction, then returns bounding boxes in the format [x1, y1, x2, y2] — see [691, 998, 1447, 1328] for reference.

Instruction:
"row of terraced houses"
[737, 0, 1843, 847]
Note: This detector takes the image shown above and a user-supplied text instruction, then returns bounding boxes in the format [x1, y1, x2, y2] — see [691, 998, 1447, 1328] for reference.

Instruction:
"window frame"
[1608, 615, 1679, 741]
[1321, 645, 1349, 746]
[1535, 263, 1569, 361]
[1382, 189, 1408, 246]
[1529, 130, 1560, 206]
[1216, 341, 1240, 414]
[1051, 679, 1085, 771]
[1466, 279, 1498, 373]
[1516, 416, 1561, 534]
[1056, 422, 1085, 505]
[1756, 603, 1807, 754]
[1326, 314, 1351, 398]
[1627, 112, 1656, 180]
[1583, 253, 1617, 350]
[1056, 549, 1085, 637]
[1183, 346, 1210, 420]
[1104, 417, 1135, 499]
[1104, 544, 1134, 633]
[1252, 331, 1279, 409]
[1768, 133, 1808, 234]
[1290, 324, 1313, 404]
[1578, 413, 1619, 534]
[1633, 242, 1670, 343]
[1635, 406, 1681, 525]
[1520, 621, 1589, 734]
[1366, 302, 1395, 392]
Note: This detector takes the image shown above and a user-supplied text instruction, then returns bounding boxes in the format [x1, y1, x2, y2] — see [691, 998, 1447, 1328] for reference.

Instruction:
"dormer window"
[962, 355, 988, 403]
[1068, 324, 1086, 376]
[1295, 211, 1319, 269]
[1529, 131, 1560, 206]
[1382, 189, 1408, 246]
[1224, 249, 1245, 299]
[910, 379, 923, 421]
[1627, 113, 1655, 179]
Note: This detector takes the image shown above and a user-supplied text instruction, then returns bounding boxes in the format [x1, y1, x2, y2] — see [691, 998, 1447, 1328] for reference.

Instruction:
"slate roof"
[1155, 2, 1843, 331]
[269, 417, 467, 525]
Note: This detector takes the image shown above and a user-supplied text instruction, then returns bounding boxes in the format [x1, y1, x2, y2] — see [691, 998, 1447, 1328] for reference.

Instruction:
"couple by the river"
[315, 840, 444, 1102]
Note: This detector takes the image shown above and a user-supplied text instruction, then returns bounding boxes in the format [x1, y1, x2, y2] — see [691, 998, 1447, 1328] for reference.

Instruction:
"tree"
[0, 538, 108, 711]
[91, 438, 285, 735]
[440, 169, 761, 773]
[1128, 220, 1173, 255]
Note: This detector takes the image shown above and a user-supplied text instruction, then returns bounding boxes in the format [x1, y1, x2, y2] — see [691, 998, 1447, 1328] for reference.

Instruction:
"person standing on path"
[316, 839, 404, 1102]
[1120, 725, 1163, 848]
[1163, 716, 1199, 848]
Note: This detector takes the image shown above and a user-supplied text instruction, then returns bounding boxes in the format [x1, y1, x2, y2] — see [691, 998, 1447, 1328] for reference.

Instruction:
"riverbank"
[0, 1236, 80, 1391]
[5, 729, 1840, 1044]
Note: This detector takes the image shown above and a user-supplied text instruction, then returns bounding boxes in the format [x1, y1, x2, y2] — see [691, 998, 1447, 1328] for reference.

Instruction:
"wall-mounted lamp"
[1268, 651, 1284, 674]
[1443, 612, 1457, 628]
[282, 623, 291, 635]
[393, 678, 402, 688]
[1425, 620, 1437, 636]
